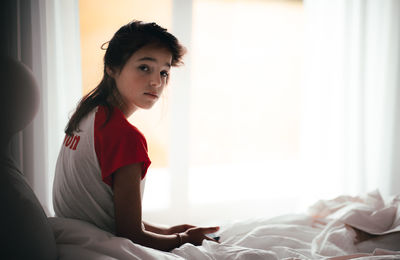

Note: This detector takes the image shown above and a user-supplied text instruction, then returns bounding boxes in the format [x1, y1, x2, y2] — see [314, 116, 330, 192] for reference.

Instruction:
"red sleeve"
[94, 106, 151, 187]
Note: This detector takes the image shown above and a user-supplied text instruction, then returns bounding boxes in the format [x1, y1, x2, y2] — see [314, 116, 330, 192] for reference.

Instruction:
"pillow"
[0, 156, 57, 260]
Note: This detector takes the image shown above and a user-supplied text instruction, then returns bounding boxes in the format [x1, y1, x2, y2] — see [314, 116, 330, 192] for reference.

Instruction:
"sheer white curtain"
[20, 0, 81, 215]
[302, 0, 400, 199]
[146, 0, 400, 225]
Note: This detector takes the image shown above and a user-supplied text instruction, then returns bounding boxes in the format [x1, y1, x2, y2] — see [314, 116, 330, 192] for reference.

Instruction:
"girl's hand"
[181, 226, 220, 245]
[166, 224, 196, 235]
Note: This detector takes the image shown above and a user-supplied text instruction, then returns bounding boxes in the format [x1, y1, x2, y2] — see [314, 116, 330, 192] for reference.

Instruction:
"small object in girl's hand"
[207, 233, 220, 241]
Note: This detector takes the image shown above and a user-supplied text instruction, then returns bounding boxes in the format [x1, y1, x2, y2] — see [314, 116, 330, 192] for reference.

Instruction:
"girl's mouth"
[144, 93, 158, 99]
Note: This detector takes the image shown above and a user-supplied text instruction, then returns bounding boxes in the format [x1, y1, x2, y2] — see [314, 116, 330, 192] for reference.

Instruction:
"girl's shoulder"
[95, 105, 147, 142]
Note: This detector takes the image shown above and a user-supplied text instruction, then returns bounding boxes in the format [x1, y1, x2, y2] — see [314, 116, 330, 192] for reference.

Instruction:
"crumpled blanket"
[307, 190, 400, 258]
[50, 190, 400, 260]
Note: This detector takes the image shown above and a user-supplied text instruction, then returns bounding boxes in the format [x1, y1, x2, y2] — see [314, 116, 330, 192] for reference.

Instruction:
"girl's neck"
[107, 92, 136, 118]
[119, 105, 136, 118]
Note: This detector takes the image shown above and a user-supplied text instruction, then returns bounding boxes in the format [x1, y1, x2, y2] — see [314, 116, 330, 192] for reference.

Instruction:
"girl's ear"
[106, 66, 115, 78]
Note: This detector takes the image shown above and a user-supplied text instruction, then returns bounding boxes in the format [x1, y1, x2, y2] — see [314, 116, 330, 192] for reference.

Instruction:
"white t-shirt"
[52, 106, 151, 234]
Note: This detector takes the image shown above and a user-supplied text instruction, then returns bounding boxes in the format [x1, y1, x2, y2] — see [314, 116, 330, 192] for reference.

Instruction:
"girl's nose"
[150, 74, 162, 87]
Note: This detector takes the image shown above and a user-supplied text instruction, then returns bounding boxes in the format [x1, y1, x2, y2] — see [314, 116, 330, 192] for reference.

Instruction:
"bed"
[2, 151, 400, 260]
[3, 161, 400, 260]
[49, 190, 400, 260]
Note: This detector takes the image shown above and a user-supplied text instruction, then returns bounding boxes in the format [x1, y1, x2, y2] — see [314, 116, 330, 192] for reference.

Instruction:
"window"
[188, 0, 303, 207]
[79, 0, 304, 225]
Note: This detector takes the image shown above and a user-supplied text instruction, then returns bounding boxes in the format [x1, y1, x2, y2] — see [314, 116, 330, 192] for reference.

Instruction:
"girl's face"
[108, 45, 172, 117]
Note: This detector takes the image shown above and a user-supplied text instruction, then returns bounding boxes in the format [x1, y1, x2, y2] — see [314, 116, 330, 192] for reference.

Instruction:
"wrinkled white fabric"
[50, 190, 400, 260]
[309, 190, 400, 235]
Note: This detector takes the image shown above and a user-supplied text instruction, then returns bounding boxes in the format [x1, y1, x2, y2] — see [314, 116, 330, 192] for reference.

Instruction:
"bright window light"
[188, 0, 304, 206]
[80, 0, 306, 223]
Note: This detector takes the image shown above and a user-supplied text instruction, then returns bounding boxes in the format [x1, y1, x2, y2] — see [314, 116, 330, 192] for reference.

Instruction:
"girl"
[52, 20, 219, 251]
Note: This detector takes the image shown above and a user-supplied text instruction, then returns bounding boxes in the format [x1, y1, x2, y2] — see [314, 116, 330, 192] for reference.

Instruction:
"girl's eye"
[160, 70, 169, 78]
[139, 65, 149, 72]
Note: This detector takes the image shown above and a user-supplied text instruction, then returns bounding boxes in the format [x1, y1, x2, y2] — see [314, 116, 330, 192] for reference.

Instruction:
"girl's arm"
[113, 163, 179, 251]
[143, 221, 196, 235]
[113, 163, 218, 251]
[142, 221, 169, 235]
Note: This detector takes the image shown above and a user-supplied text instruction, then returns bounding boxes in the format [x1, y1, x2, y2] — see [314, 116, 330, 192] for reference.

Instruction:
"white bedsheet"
[50, 190, 400, 260]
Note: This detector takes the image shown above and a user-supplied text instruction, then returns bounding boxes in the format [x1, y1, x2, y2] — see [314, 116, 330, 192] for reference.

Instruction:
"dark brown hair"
[65, 20, 185, 135]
